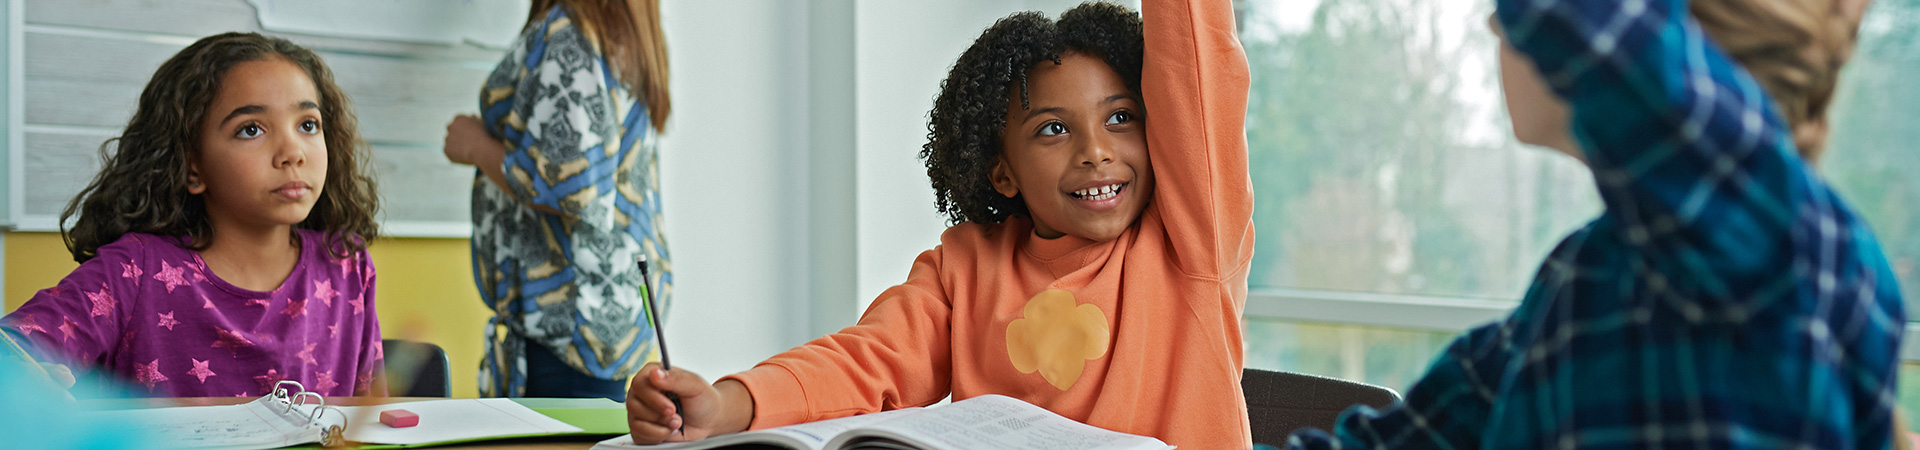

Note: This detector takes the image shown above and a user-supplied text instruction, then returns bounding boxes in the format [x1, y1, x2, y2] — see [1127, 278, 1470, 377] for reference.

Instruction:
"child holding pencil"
[1277, 0, 1902, 448]
[0, 32, 385, 398]
[623, 0, 1254, 448]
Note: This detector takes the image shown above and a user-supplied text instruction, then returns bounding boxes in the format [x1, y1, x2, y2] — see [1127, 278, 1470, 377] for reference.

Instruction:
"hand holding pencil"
[624, 255, 758, 444]
[634, 254, 682, 430]
[626, 362, 728, 442]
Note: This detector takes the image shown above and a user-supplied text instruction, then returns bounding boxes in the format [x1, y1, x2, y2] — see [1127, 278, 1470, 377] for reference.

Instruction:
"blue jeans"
[523, 339, 628, 402]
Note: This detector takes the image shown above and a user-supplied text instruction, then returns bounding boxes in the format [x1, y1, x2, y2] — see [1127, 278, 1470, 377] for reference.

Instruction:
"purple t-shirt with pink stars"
[1, 230, 383, 398]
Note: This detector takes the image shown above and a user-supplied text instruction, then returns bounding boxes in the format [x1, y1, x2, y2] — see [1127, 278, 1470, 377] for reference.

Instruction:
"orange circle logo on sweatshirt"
[1005, 289, 1110, 390]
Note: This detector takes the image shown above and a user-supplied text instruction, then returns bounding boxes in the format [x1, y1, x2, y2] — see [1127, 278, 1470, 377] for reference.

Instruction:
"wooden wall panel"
[368, 145, 477, 225]
[23, 131, 110, 218]
[17, 0, 502, 235]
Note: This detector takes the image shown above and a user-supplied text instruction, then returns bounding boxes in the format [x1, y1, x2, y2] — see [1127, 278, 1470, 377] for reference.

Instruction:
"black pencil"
[636, 253, 682, 434]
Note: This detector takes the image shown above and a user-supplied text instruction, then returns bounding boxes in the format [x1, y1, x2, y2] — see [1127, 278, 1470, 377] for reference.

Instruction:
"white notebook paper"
[83, 382, 586, 449]
[337, 398, 582, 445]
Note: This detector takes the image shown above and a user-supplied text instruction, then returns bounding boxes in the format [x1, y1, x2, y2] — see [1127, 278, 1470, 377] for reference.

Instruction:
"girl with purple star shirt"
[0, 33, 385, 398]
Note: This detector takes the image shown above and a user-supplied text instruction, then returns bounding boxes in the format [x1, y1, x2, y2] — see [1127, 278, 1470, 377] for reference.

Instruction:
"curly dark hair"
[60, 32, 380, 263]
[920, 2, 1143, 225]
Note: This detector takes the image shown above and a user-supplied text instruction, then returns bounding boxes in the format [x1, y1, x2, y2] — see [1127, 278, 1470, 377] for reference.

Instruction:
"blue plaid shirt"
[1276, 0, 1906, 448]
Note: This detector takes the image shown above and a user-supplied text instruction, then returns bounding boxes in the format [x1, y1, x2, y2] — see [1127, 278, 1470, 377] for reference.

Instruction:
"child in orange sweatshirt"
[625, 0, 1252, 448]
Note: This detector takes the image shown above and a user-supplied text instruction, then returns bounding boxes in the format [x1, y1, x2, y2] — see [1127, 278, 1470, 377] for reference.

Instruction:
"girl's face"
[1490, 15, 1581, 161]
[189, 56, 329, 231]
[992, 51, 1152, 241]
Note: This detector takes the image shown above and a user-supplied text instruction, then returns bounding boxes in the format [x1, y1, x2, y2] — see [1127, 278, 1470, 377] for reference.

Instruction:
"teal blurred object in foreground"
[0, 347, 142, 449]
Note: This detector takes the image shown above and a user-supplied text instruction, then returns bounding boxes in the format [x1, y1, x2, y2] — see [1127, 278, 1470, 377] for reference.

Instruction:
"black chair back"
[383, 339, 451, 397]
[1242, 368, 1402, 447]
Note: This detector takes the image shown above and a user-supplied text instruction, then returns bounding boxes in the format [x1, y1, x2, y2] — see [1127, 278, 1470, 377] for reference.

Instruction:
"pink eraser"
[380, 409, 419, 428]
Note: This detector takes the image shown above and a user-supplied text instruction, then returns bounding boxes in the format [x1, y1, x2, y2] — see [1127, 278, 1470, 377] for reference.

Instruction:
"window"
[1235, 0, 1920, 396]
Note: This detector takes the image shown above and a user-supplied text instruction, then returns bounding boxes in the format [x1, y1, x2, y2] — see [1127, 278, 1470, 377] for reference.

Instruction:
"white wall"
[655, 0, 812, 375]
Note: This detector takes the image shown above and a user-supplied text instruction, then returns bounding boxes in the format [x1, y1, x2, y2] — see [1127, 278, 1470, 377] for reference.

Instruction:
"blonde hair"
[1691, 0, 1867, 161]
[528, 0, 671, 131]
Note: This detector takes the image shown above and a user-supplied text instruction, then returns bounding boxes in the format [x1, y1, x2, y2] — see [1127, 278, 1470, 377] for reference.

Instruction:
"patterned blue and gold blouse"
[471, 6, 671, 396]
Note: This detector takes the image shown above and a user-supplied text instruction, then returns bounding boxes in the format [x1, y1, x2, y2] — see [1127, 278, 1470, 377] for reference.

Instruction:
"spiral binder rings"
[267, 380, 350, 448]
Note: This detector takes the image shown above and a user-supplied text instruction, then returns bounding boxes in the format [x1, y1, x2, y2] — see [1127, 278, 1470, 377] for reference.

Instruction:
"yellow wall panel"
[362, 237, 488, 399]
[4, 232, 76, 311]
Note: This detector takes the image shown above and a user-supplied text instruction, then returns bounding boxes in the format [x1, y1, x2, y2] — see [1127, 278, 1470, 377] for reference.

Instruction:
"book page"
[593, 408, 921, 450]
[338, 398, 582, 445]
[829, 395, 1171, 450]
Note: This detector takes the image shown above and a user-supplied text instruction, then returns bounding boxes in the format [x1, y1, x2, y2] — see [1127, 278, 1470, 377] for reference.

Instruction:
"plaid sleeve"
[1279, 1, 1904, 448]
[1495, 0, 1820, 312]
[1487, 0, 1905, 448]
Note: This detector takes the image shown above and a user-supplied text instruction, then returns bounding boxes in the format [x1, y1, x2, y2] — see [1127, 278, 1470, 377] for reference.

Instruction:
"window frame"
[1244, 290, 1920, 362]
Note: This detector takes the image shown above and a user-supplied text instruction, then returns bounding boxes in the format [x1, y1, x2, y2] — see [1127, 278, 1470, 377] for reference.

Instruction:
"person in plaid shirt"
[1273, 0, 1903, 448]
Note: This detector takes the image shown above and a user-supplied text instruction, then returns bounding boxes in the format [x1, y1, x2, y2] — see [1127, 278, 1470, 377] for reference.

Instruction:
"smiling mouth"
[1070, 183, 1127, 201]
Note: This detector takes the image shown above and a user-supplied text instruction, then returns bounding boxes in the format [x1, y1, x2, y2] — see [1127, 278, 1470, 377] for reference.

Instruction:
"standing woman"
[442, 0, 671, 400]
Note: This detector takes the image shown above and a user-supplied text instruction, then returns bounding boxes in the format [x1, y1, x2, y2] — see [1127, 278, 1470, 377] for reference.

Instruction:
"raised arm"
[1140, 0, 1253, 280]
[1496, 0, 1829, 305]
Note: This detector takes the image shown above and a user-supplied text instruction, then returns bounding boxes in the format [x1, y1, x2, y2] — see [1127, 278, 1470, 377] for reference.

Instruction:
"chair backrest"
[382, 339, 451, 397]
[1242, 368, 1402, 447]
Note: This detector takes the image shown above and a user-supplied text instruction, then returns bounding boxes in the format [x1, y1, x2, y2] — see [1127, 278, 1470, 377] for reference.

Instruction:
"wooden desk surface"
[79, 397, 620, 450]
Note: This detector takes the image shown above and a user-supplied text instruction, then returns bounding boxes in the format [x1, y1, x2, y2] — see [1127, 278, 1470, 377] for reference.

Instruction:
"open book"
[593, 394, 1173, 450]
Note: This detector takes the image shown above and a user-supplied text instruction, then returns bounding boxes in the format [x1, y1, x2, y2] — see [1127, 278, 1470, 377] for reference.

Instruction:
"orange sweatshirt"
[722, 0, 1252, 448]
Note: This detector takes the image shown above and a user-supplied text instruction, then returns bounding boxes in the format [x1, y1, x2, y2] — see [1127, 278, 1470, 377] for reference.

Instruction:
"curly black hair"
[921, 2, 1143, 225]
[60, 32, 380, 263]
